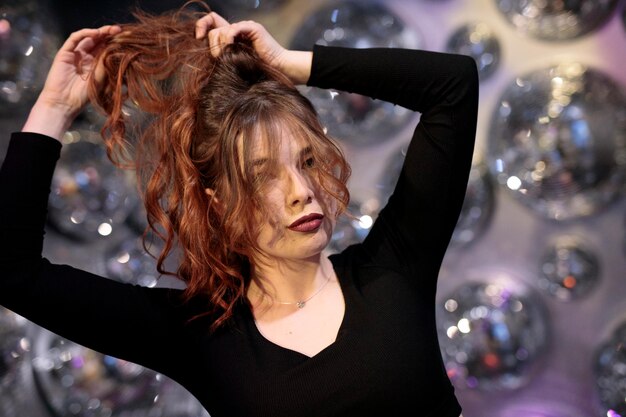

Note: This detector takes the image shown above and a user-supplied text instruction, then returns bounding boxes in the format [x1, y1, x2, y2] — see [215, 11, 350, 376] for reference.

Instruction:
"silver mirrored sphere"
[101, 236, 160, 287]
[327, 199, 379, 254]
[495, 0, 619, 41]
[538, 235, 600, 301]
[594, 321, 626, 416]
[488, 63, 626, 220]
[379, 144, 495, 247]
[0, 308, 30, 416]
[0, 0, 60, 115]
[290, 0, 422, 146]
[437, 280, 549, 391]
[31, 329, 207, 417]
[32, 331, 162, 416]
[48, 125, 139, 241]
[445, 22, 501, 81]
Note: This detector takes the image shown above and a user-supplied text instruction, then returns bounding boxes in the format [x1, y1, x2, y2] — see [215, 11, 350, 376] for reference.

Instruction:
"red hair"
[88, 2, 351, 331]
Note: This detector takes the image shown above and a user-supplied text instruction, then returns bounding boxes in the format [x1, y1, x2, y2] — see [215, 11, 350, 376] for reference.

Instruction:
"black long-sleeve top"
[0, 45, 479, 417]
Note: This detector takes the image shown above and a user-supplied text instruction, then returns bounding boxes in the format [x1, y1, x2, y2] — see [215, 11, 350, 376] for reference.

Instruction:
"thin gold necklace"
[275, 265, 332, 309]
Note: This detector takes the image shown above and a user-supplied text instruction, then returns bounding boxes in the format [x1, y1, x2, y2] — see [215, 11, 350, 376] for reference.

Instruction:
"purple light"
[607, 410, 622, 417]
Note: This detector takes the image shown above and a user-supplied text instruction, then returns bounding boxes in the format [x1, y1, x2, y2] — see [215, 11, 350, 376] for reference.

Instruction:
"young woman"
[0, 4, 478, 417]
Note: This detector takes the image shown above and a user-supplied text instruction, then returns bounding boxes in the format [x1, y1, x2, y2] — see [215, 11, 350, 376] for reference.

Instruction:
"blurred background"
[1, 0, 626, 416]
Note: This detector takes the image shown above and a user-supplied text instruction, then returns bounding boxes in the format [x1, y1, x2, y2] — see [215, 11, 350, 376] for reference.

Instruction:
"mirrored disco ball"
[594, 320, 626, 416]
[290, 0, 422, 146]
[48, 125, 139, 241]
[437, 280, 549, 391]
[538, 235, 600, 301]
[495, 0, 619, 41]
[0, 0, 60, 115]
[0, 308, 31, 416]
[445, 22, 501, 81]
[327, 199, 379, 254]
[31, 329, 206, 417]
[82, 103, 151, 236]
[379, 144, 495, 247]
[101, 235, 161, 287]
[488, 63, 626, 220]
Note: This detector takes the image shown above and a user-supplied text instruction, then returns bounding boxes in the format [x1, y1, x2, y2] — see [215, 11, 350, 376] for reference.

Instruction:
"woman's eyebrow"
[252, 146, 312, 165]
[299, 146, 313, 158]
[250, 157, 268, 168]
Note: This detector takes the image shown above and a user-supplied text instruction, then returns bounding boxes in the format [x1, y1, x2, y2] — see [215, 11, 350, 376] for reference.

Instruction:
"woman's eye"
[302, 157, 315, 169]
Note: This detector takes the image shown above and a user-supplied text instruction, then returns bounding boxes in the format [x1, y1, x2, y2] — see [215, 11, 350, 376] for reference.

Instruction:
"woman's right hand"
[22, 25, 121, 140]
[195, 12, 312, 85]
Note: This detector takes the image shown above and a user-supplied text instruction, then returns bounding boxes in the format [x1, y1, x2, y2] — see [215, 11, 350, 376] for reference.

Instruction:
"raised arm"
[308, 45, 479, 296]
[22, 26, 121, 139]
[0, 26, 201, 383]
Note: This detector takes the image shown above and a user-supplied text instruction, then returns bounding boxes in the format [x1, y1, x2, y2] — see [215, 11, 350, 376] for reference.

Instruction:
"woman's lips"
[288, 213, 324, 232]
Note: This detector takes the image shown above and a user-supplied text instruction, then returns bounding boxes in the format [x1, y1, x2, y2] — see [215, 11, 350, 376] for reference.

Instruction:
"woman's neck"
[248, 253, 331, 308]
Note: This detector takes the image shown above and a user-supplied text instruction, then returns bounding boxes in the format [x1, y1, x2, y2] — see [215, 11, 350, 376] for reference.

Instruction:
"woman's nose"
[286, 168, 313, 207]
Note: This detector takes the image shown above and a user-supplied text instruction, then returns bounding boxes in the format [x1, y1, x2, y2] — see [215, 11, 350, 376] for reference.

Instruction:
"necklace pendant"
[296, 301, 306, 309]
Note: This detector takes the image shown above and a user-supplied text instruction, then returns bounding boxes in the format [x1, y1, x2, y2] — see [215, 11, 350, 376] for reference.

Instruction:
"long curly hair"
[88, 2, 351, 331]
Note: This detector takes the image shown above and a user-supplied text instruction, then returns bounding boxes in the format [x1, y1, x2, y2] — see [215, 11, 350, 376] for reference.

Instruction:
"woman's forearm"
[279, 50, 313, 85]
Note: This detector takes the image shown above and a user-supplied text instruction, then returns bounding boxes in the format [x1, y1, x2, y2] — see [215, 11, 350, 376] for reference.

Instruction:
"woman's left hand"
[195, 13, 311, 85]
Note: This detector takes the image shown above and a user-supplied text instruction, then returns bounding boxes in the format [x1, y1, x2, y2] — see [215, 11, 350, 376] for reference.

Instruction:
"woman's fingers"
[195, 12, 229, 39]
[206, 20, 276, 58]
[60, 25, 121, 54]
[207, 25, 240, 57]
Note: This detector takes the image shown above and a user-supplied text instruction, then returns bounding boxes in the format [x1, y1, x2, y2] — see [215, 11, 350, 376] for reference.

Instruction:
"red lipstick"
[288, 213, 324, 232]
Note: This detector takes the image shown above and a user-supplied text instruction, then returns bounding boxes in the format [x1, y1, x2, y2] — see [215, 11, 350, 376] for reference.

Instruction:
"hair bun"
[220, 43, 270, 87]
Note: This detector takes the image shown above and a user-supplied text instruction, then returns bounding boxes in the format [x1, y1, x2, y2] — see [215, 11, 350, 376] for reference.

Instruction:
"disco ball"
[437, 280, 549, 391]
[378, 143, 495, 247]
[488, 63, 626, 220]
[327, 199, 378, 254]
[31, 329, 206, 417]
[495, 0, 619, 41]
[0, 308, 30, 416]
[101, 235, 160, 287]
[290, 0, 422, 146]
[0, 0, 60, 115]
[47, 124, 139, 241]
[594, 320, 626, 416]
[445, 22, 501, 81]
[538, 235, 600, 301]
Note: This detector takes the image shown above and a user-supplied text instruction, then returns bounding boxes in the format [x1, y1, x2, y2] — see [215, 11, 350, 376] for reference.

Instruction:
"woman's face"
[248, 130, 336, 264]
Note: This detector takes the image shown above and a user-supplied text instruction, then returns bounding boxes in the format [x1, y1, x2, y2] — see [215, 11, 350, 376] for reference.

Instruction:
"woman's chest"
[252, 279, 346, 357]
[194, 271, 446, 417]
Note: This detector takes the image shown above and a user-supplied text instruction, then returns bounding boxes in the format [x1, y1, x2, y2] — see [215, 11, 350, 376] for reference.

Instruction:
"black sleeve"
[308, 45, 479, 297]
[0, 132, 201, 383]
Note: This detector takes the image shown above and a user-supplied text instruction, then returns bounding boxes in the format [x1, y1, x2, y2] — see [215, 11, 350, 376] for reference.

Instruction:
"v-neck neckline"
[245, 255, 349, 360]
